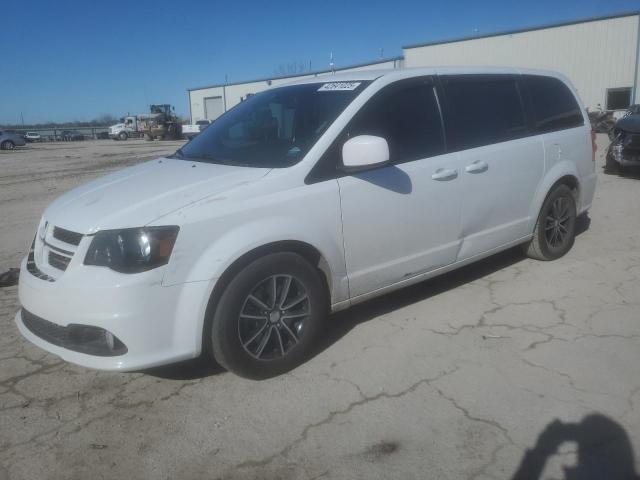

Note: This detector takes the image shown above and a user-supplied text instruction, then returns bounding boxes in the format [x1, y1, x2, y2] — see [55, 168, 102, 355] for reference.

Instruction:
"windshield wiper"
[170, 148, 186, 159]
[186, 153, 242, 166]
[170, 150, 256, 167]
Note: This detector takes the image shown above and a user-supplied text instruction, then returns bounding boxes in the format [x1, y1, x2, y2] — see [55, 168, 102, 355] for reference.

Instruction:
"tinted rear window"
[524, 75, 583, 133]
[442, 76, 528, 151]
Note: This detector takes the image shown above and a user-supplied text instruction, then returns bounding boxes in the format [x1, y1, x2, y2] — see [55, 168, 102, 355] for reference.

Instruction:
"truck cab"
[109, 116, 139, 140]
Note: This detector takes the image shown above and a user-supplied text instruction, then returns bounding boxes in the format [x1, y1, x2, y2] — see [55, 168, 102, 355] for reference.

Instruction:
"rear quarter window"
[523, 75, 584, 133]
[442, 75, 528, 151]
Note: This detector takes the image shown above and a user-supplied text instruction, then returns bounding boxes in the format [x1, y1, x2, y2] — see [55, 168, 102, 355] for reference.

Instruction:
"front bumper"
[609, 133, 640, 167]
[16, 256, 214, 371]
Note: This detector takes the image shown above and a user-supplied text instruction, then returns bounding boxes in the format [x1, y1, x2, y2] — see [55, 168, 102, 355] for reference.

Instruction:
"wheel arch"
[528, 163, 581, 233]
[200, 240, 333, 356]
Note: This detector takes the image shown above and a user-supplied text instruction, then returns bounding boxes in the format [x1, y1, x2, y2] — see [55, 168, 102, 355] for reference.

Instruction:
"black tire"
[118, 131, 128, 141]
[210, 252, 328, 379]
[522, 184, 577, 261]
[605, 151, 620, 174]
[1, 141, 15, 150]
[165, 125, 176, 141]
[144, 134, 153, 141]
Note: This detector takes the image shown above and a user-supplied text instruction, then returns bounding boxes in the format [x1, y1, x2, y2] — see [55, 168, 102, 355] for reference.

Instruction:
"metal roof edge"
[187, 56, 404, 92]
[402, 10, 640, 50]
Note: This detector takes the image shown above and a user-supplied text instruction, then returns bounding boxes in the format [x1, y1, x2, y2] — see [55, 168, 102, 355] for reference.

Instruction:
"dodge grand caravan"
[16, 67, 597, 378]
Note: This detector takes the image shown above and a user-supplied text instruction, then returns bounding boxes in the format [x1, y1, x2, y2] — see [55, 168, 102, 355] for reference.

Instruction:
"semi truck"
[109, 116, 141, 140]
[109, 105, 182, 141]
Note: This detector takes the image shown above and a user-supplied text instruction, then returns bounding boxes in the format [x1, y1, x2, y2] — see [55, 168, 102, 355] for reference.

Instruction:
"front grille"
[53, 226, 83, 246]
[26, 239, 55, 282]
[48, 251, 71, 271]
[21, 309, 127, 357]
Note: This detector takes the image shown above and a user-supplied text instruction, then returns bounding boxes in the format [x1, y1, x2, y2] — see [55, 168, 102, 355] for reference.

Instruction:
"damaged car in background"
[606, 105, 640, 174]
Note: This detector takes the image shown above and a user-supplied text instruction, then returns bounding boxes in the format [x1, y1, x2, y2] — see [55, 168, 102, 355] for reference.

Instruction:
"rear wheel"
[523, 184, 577, 261]
[210, 252, 328, 379]
[144, 134, 153, 141]
[1, 141, 15, 150]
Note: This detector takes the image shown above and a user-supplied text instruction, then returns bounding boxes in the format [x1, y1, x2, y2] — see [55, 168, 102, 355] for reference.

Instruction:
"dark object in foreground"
[0, 268, 19, 287]
[512, 414, 640, 480]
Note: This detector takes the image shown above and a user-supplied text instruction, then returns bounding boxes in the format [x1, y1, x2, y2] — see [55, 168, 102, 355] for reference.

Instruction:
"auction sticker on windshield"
[318, 82, 361, 91]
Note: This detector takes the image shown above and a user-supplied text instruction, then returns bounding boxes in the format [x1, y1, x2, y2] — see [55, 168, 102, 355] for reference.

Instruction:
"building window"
[606, 87, 632, 110]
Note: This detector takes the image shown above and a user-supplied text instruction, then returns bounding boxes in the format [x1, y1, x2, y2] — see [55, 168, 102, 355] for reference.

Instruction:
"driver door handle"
[431, 168, 458, 181]
[465, 160, 489, 174]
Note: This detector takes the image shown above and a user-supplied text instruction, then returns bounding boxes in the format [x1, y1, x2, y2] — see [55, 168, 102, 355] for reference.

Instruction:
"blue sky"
[0, 0, 637, 124]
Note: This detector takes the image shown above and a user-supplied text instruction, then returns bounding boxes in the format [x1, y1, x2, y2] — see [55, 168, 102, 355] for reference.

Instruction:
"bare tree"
[274, 61, 310, 77]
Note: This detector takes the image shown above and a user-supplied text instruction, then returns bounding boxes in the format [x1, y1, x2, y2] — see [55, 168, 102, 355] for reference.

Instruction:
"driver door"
[336, 78, 463, 298]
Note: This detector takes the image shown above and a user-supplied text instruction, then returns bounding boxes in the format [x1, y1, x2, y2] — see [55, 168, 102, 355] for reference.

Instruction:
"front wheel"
[1, 141, 15, 150]
[118, 131, 128, 141]
[210, 252, 328, 379]
[522, 184, 577, 261]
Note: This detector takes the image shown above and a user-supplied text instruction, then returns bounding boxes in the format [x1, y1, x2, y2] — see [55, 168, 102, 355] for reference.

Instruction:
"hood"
[615, 115, 640, 134]
[44, 158, 270, 233]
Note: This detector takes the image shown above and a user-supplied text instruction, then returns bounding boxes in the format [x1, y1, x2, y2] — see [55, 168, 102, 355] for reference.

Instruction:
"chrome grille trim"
[26, 240, 55, 282]
[43, 240, 74, 256]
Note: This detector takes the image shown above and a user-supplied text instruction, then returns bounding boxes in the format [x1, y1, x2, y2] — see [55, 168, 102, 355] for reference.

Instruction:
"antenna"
[329, 52, 335, 74]
[379, 48, 384, 59]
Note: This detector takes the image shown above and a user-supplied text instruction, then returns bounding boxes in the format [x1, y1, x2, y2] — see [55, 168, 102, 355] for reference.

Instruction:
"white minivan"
[16, 67, 597, 378]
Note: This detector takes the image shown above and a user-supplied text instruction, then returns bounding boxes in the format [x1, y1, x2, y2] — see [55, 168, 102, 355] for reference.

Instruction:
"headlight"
[84, 226, 179, 273]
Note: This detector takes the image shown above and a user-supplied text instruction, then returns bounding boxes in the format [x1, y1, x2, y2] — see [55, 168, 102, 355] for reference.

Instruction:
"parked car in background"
[606, 106, 640, 174]
[24, 132, 41, 142]
[60, 131, 85, 141]
[587, 104, 615, 134]
[16, 68, 596, 379]
[0, 130, 27, 150]
[182, 119, 212, 140]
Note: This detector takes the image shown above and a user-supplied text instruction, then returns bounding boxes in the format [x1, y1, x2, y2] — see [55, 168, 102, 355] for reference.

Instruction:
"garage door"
[204, 96, 224, 120]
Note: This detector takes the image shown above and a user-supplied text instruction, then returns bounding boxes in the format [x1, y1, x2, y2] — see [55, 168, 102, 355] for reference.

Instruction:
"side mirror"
[342, 135, 390, 172]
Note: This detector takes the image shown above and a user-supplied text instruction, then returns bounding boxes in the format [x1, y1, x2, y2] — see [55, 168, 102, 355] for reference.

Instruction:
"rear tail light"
[591, 129, 597, 162]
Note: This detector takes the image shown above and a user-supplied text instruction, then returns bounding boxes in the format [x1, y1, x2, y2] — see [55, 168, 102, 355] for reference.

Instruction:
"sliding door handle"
[465, 160, 489, 174]
[431, 168, 458, 181]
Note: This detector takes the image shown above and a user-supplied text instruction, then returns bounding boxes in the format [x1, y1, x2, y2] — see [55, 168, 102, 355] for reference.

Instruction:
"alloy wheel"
[544, 196, 571, 249]
[238, 275, 310, 361]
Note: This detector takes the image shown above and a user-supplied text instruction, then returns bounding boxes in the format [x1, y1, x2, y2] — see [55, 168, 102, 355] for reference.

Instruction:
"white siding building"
[188, 12, 639, 122]
[403, 12, 640, 111]
[188, 57, 403, 123]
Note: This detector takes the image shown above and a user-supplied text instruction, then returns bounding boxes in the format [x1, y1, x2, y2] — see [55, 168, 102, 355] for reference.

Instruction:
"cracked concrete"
[1, 136, 639, 479]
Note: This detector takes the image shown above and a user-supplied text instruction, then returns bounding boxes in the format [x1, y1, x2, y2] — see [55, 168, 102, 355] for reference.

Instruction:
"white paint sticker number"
[318, 82, 361, 92]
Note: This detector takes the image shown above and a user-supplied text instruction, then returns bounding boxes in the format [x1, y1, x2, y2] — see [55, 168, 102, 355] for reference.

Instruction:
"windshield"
[175, 81, 370, 167]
